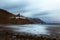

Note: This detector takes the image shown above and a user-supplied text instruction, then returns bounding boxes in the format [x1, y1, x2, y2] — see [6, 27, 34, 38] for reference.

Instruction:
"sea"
[1, 24, 60, 35]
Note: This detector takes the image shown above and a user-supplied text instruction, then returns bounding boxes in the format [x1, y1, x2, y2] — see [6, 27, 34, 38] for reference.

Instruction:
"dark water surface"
[2, 24, 60, 35]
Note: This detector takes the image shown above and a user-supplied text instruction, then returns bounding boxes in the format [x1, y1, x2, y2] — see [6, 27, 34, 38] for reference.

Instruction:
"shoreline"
[0, 26, 60, 40]
[0, 31, 60, 40]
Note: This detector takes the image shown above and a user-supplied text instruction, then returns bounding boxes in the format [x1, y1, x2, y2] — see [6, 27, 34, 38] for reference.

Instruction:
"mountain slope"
[29, 18, 45, 24]
[0, 9, 15, 18]
[0, 9, 45, 24]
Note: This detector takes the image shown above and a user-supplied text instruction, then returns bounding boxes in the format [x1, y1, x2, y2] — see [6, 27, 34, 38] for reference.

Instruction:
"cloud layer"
[0, 0, 60, 23]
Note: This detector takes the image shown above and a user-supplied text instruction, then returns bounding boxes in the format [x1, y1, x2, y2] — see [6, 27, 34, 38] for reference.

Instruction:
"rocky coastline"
[0, 26, 60, 40]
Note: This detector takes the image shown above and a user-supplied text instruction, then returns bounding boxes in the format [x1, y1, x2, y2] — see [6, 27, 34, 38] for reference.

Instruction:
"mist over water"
[3, 24, 60, 35]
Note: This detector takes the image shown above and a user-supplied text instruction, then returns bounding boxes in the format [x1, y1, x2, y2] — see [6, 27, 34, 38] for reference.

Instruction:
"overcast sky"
[0, 0, 60, 23]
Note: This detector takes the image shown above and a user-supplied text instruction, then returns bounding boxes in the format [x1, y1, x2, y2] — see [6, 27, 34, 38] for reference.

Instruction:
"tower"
[17, 13, 20, 17]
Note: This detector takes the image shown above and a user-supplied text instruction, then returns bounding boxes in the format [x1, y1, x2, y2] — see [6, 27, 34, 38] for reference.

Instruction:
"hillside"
[0, 9, 15, 18]
[30, 18, 45, 24]
[0, 9, 45, 24]
[0, 9, 16, 24]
